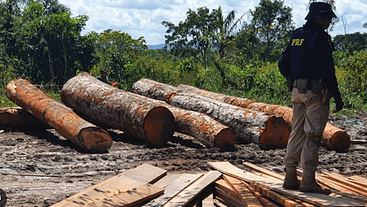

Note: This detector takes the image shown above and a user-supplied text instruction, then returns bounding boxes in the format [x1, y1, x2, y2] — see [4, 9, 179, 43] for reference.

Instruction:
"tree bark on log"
[5, 79, 112, 153]
[0, 107, 50, 128]
[131, 78, 290, 146]
[163, 104, 236, 148]
[60, 72, 175, 146]
[130, 79, 235, 147]
[177, 84, 351, 151]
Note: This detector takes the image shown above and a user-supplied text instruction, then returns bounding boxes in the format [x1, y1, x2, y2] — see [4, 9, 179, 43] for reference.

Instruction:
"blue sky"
[58, 0, 367, 45]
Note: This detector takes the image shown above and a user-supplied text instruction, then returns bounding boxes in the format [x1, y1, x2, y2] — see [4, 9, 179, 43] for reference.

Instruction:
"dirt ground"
[0, 111, 367, 207]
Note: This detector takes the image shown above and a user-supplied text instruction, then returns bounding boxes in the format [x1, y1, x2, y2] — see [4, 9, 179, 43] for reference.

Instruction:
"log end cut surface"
[144, 106, 175, 146]
[215, 128, 236, 148]
[79, 127, 113, 153]
[323, 130, 351, 151]
[259, 116, 290, 148]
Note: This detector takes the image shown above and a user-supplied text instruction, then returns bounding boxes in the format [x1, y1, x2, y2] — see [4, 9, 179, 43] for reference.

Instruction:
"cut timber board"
[223, 175, 263, 207]
[208, 162, 364, 207]
[243, 162, 284, 180]
[215, 179, 245, 207]
[215, 178, 243, 202]
[348, 175, 367, 188]
[163, 171, 222, 207]
[143, 173, 203, 207]
[152, 173, 182, 189]
[202, 193, 214, 207]
[51, 164, 167, 207]
[322, 172, 367, 197]
[86, 184, 163, 207]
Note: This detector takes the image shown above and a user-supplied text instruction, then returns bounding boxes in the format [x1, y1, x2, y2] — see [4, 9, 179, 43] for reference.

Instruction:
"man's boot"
[299, 170, 331, 194]
[283, 167, 300, 189]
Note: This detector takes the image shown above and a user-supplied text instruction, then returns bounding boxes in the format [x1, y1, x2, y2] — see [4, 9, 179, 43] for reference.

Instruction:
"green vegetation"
[0, 0, 366, 117]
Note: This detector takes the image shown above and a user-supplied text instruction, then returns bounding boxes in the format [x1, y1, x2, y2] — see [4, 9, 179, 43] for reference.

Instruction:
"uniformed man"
[278, 2, 344, 194]
[97, 69, 109, 84]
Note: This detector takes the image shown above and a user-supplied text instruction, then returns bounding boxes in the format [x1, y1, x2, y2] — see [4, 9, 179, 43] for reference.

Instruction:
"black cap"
[305, 2, 337, 20]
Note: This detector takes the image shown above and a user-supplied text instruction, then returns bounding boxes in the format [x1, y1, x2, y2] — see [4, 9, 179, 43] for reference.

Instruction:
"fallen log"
[131, 78, 290, 146]
[61, 72, 175, 146]
[163, 104, 236, 148]
[177, 84, 351, 151]
[0, 107, 50, 128]
[5, 79, 112, 153]
[117, 92, 235, 148]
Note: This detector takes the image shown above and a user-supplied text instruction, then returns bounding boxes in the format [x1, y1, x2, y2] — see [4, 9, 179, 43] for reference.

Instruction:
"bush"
[337, 50, 367, 108]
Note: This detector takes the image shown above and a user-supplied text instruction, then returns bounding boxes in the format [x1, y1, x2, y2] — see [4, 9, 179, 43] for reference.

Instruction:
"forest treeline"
[0, 0, 367, 115]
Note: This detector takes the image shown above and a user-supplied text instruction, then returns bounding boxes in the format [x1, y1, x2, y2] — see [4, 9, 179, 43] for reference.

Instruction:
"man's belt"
[293, 79, 324, 94]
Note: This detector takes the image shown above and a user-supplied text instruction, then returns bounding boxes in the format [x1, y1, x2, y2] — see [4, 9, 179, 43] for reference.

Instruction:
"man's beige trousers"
[284, 88, 330, 172]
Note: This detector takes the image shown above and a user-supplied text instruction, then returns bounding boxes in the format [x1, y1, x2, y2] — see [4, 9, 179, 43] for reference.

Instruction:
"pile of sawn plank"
[51, 162, 367, 207]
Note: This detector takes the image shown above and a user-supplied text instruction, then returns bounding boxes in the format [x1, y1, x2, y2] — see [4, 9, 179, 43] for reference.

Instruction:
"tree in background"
[333, 32, 367, 54]
[94, 29, 147, 89]
[162, 7, 219, 69]
[249, 0, 294, 62]
[162, 7, 244, 69]
[215, 6, 246, 59]
[0, 0, 91, 85]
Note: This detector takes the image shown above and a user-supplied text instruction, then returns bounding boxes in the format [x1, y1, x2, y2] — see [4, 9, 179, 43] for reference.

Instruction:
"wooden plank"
[223, 175, 263, 207]
[321, 172, 367, 197]
[215, 186, 246, 207]
[152, 173, 182, 189]
[51, 164, 167, 207]
[144, 173, 203, 207]
[348, 175, 367, 188]
[86, 184, 164, 207]
[163, 171, 222, 207]
[208, 162, 364, 207]
[317, 176, 356, 194]
[312, 176, 367, 205]
[239, 177, 281, 207]
[202, 192, 214, 207]
[215, 179, 243, 202]
[214, 197, 236, 207]
[250, 182, 304, 207]
[242, 162, 284, 180]
[248, 185, 281, 207]
[264, 181, 365, 207]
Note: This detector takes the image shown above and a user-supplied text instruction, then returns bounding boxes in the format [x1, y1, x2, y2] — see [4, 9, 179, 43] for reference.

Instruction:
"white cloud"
[58, 0, 367, 45]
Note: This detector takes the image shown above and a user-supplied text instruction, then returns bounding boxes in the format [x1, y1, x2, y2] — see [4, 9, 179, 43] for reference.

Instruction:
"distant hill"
[147, 44, 165, 50]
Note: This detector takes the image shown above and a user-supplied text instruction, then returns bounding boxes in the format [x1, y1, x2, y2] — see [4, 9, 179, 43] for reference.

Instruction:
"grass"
[0, 90, 61, 107]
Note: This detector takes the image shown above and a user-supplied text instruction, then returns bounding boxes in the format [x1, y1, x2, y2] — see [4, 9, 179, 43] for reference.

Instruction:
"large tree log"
[0, 107, 50, 128]
[177, 84, 351, 151]
[5, 79, 112, 153]
[60, 72, 175, 146]
[163, 104, 236, 148]
[131, 78, 290, 146]
[130, 80, 235, 147]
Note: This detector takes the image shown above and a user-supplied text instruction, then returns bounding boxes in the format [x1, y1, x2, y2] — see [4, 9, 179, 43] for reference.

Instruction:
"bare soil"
[0, 112, 367, 207]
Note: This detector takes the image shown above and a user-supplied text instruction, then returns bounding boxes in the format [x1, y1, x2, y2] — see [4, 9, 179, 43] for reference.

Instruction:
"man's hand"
[332, 97, 344, 113]
[111, 81, 119, 87]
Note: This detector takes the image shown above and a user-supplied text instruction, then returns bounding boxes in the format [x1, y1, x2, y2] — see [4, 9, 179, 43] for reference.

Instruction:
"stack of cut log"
[51, 162, 367, 207]
[2, 74, 351, 151]
[131, 78, 350, 150]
